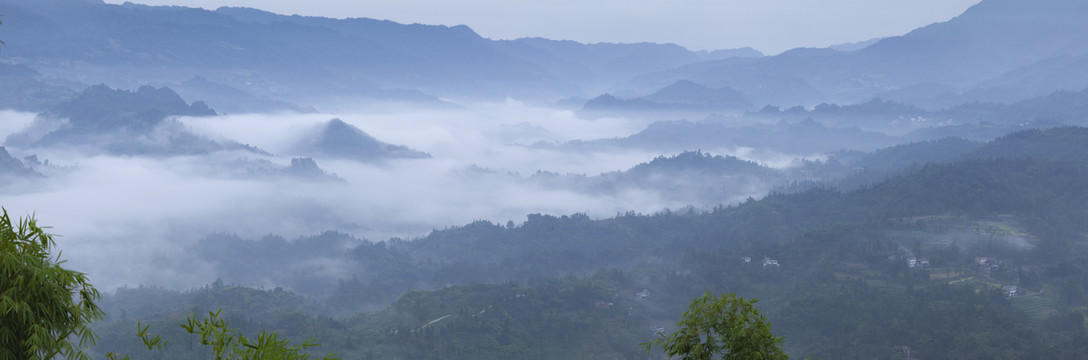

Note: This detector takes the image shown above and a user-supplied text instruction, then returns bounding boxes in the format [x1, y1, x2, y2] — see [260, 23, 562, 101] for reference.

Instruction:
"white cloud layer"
[0, 102, 701, 290]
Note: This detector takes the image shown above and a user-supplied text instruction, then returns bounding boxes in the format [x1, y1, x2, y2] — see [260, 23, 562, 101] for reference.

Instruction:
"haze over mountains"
[4, 0, 1088, 358]
[2, 0, 1086, 296]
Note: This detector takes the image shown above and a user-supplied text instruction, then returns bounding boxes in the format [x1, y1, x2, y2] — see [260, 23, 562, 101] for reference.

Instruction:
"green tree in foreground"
[0, 206, 335, 360]
[643, 291, 788, 360]
[0, 209, 104, 360]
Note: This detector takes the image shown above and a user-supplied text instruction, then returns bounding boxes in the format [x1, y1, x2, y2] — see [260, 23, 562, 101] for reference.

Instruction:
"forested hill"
[969, 126, 1088, 161]
[799, 125, 1088, 191]
[2, 85, 259, 156]
[96, 126, 1088, 359]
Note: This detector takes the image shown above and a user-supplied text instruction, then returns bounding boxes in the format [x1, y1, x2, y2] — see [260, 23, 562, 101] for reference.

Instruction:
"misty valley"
[4, 0, 1088, 359]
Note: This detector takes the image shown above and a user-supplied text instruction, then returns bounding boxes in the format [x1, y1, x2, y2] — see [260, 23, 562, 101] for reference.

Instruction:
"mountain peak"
[860, 0, 1088, 84]
[302, 118, 430, 162]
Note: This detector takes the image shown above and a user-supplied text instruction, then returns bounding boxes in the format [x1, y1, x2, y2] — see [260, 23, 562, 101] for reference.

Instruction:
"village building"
[975, 257, 1000, 274]
[907, 256, 931, 268]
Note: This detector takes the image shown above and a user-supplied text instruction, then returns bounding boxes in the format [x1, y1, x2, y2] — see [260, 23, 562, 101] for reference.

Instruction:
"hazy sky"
[105, 0, 981, 54]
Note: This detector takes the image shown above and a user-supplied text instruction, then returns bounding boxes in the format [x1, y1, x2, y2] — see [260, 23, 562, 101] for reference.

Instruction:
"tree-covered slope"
[94, 127, 1088, 359]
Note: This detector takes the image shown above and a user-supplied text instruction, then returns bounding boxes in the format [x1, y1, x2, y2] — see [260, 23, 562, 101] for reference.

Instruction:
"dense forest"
[90, 127, 1088, 359]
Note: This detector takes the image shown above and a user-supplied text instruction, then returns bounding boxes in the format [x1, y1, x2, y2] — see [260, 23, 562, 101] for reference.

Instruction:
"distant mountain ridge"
[615, 0, 1088, 108]
[0, 0, 760, 111]
[3, 0, 1081, 112]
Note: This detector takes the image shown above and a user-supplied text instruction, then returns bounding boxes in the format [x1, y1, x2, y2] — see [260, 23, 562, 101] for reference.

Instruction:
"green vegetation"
[106, 310, 338, 360]
[0, 209, 104, 360]
[0, 207, 337, 360]
[643, 292, 787, 360]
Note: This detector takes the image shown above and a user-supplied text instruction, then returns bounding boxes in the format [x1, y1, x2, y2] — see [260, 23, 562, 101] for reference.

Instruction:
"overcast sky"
[105, 0, 981, 54]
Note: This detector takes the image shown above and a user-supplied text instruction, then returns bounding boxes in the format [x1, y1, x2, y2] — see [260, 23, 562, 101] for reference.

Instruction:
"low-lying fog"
[0, 101, 786, 290]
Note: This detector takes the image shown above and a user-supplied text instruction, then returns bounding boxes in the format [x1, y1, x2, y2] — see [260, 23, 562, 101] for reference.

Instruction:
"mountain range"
[612, 0, 1088, 108]
[0, 0, 759, 111]
[6, 1, 1088, 358]
[4, 0, 1082, 113]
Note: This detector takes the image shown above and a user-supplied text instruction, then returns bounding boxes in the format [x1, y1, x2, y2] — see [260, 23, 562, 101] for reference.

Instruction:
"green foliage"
[0, 208, 104, 360]
[104, 322, 168, 360]
[644, 291, 787, 360]
[106, 309, 339, 360]
[179, 309, 337, 360]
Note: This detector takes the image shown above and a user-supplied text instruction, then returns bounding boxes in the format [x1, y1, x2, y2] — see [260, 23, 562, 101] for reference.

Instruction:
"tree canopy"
[644, 291, 788, 360]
